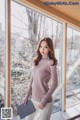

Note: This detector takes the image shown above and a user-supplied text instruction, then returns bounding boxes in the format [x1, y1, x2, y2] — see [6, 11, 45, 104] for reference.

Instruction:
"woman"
[23, 37, 58, 120]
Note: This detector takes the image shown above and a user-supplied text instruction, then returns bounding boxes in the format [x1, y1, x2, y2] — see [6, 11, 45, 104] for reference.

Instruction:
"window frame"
[6, 0, 80, 112]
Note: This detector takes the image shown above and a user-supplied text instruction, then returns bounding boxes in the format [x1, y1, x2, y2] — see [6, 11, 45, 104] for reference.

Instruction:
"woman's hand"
[23, 98, 28, 105]
[38, 102, 44, 109]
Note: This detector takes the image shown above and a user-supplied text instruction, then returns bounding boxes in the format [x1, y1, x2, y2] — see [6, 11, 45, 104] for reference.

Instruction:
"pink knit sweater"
[26, 57, 58, 106]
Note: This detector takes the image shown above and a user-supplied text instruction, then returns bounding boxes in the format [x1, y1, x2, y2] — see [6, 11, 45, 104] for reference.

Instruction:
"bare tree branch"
[11, 25, 28, 31]
[11, 14, 28, 27]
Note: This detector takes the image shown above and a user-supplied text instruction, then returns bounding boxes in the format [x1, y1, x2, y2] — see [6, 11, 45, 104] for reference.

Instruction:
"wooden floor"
[0, 104, 80, 120]
[51, 104, 80, 120]
[51, 111, 80, 120]
[0, 112, 79, 120]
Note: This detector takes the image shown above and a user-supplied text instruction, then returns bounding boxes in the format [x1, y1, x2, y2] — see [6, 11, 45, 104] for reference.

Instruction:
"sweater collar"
[42, 55, 49, 60]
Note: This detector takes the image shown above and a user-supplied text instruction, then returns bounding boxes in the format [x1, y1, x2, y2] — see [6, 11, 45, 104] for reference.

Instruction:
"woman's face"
[39, 41, 49, 57]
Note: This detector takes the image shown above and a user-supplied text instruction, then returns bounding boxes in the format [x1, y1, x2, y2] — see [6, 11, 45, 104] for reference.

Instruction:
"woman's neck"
[42, 55, 49, 59]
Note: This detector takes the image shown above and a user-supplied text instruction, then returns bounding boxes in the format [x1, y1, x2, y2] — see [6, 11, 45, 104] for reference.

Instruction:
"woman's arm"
[41, 61, 58, 107]
[23, 75, 33, 104]
[26, 75, 33, 99]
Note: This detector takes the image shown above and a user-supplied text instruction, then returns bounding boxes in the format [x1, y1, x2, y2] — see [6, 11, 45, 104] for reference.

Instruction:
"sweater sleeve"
[41, 60, 58, 106]
[25, 75, 33, 100]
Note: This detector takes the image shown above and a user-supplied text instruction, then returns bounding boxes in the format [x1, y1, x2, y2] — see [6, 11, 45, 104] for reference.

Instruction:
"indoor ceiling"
[20, 0, 80, 28]
[40, 0, 80, 22]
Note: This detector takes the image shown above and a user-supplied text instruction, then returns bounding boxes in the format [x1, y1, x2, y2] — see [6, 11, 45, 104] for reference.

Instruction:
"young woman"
[23, 37, 58, 120]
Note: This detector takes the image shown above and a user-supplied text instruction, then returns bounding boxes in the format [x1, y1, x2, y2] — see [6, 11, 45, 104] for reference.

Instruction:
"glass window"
[0, 0, 5, 109]
[66, 27, 80, 108]
[11, 1, 63, 118]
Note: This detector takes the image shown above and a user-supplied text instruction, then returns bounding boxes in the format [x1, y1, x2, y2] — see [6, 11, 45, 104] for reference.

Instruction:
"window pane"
[66, 27, 80, 108]
[0, 0, 5, 110]
[11, 1, 63, 119]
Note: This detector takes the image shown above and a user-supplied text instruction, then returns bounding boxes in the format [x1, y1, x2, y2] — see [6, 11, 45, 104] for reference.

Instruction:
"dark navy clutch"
[17, 100, 36, 119]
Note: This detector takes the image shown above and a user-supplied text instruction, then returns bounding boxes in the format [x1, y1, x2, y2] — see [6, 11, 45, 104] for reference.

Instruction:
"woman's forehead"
[40, 41, 48, 45]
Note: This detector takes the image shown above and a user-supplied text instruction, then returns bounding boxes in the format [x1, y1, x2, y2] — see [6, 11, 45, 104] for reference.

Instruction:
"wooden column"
[62, 23, 67, 112]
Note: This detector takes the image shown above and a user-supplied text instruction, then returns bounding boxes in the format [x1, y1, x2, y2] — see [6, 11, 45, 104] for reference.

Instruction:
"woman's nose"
[42, 48, 44, 51]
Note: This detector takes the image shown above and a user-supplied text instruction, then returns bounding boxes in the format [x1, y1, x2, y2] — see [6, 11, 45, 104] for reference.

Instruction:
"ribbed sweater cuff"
[41, 98, 47, 106]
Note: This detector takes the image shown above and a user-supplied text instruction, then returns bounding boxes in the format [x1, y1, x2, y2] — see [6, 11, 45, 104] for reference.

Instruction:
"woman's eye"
[45, 46, 48, 48]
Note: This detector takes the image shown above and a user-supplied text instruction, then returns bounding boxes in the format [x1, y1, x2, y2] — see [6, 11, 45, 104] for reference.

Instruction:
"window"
[66, 27, 80, 108]
[0, 0, 5, 109]
[3, 0, 80, 119]
[11, 1, 63, 118]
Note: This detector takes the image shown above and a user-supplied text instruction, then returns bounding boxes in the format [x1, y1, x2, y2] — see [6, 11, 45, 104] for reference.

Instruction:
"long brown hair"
[34, 37, 57, 66]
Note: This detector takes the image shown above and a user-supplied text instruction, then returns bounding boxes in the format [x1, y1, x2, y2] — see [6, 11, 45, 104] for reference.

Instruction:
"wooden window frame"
[6, 0, 80, 112]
